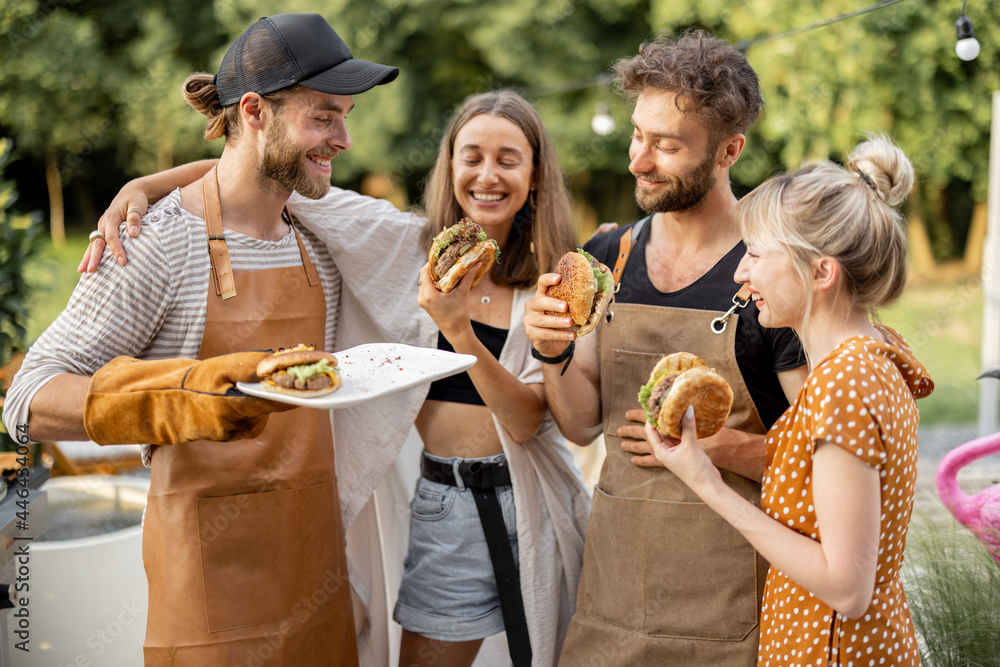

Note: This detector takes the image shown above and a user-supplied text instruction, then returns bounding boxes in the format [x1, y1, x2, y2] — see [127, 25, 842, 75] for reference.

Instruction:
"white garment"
[288, 188, 592, 667]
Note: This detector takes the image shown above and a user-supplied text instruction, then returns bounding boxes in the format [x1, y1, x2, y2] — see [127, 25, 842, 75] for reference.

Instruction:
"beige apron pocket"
[198, 488, 304, 632]
[584, 486, 758, 641]
[605, 349, 669, 439]
[581, 486, 647, 631]
[642, 494, 758, 640]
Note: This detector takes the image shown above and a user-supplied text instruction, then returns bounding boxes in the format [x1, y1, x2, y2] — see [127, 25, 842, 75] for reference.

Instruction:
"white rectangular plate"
[237, 343, 476, 410]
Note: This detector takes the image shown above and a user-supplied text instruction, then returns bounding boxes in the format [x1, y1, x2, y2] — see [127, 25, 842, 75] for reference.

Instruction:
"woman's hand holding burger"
[417, 261, 479, 344]
[645, 407, 724, 495]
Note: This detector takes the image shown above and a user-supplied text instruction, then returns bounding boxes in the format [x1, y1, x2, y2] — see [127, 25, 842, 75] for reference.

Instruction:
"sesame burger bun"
[428, 219, 499, 293]
[256, 347, 341, 398]
[546, 250, 614, 336]
[639, 352, 733, 439]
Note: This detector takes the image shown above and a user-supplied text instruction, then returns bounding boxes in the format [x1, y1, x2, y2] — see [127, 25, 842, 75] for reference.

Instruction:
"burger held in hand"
[638, 352, 733, 439]
[256, 345, 341, 398]
[546, 249, 614, 336]
[428, 218, 499, 292]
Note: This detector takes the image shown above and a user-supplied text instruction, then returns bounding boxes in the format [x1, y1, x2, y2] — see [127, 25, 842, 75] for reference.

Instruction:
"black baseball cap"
[214, 13, 399, 106]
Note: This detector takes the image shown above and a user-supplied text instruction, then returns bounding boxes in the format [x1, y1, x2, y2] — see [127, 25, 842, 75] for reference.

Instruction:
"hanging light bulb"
[955, 2, 980, 61]
[591, 102, 615, 136]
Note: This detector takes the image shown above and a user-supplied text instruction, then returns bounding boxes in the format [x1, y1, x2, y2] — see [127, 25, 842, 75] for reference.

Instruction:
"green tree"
[0, 0, 228, 241]
[1, 1, 123, 247]
[0, 137, 44, 451]
[3, 0, 997, 258]
[650, 0, 1000, 264]
[0, 138, 42, 367]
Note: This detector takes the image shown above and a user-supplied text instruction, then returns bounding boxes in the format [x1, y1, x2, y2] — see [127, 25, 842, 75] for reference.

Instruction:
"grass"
[880, 276, 985, 425]
[17, 235, 990, 426]
[902, 513, 1000, 666]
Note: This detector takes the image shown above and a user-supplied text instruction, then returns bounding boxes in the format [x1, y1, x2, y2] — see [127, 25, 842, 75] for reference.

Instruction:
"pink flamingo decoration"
[935, 368, 1000, 564]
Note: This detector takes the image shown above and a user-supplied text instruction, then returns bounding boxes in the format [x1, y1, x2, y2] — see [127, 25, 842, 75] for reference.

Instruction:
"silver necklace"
[478, 282, 496, 305]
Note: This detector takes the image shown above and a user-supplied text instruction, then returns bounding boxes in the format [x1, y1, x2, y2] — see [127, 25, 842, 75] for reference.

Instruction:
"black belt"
[420, 454, 531, 667]
[420, 454, 512, 488]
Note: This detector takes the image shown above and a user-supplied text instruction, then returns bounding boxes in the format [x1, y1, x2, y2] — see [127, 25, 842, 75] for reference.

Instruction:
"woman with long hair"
[646, 136, 933, 666]
[81, 89, 589, 667]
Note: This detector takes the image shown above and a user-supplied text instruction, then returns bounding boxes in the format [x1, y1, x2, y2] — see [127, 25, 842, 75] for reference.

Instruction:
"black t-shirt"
[584, 217, 804, 429]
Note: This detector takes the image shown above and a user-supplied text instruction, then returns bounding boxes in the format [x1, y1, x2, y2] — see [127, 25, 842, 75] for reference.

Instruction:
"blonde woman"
[647, 137, 933, 666]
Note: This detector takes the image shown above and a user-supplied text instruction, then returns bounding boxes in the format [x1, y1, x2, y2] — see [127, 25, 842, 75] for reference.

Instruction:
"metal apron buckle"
[710, 288, 751, 334]
[605, 287, 620, 324]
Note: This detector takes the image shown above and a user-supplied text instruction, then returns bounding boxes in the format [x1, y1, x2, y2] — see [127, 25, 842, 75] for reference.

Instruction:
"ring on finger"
[88, 230, 105, 243]
[127, 206, 141, 215]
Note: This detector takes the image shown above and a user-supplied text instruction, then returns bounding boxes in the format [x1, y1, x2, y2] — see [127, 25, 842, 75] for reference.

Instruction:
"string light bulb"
[955, 1, 980, 61]
[591, 102, 615, 136]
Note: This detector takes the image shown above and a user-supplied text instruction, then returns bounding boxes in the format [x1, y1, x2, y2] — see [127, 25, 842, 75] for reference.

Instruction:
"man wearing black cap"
[2, 13, 397, 666]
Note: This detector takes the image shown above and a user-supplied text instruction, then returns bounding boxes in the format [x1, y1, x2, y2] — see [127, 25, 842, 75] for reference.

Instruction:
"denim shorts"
[393, 452, 518, 642]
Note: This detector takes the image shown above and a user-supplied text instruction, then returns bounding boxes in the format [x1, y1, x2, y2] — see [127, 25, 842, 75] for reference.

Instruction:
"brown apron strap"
[611, 228, 633, 288]
[202, 166, 237, 300]
[605, 216, 649, 325]
[287, 210, 321, 288]
[611, 215, 650, 288]
[710, 284, 753, 335]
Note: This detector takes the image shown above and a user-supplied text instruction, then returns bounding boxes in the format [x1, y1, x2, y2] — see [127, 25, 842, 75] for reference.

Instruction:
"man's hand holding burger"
[523, 272, 578, 357]
[523, 270, 604, 446]
[524, 249, 612, 356]
[624, 417, 765, 480]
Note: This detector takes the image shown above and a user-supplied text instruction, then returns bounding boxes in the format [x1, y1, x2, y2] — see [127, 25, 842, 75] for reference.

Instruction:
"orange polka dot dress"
[758, 326, 933, 666]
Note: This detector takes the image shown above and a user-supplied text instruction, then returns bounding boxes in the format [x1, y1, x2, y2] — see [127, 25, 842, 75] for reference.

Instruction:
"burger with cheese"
[256, 345, 341, 398]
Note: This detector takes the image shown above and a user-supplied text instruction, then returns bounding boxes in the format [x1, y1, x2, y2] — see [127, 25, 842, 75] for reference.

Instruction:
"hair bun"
[847, 136, 914, 208]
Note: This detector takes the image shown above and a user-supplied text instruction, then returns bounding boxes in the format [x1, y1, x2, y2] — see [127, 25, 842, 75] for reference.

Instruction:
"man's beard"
[258, 122, 333, 200]
[634, 149, 716, 214]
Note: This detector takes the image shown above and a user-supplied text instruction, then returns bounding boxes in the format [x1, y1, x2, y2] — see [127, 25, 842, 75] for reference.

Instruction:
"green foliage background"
[1, 0, 997, 250]
[0, 137, 43, 450]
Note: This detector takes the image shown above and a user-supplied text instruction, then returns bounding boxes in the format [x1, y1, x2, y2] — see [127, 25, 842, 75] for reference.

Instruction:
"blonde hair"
[418, 90, 577, 287]
[736, 135, 914, 325]
[182, 73, 299, 144]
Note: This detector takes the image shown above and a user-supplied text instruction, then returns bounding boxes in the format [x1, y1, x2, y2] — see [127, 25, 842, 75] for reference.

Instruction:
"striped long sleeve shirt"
[2, 189, 341, 459]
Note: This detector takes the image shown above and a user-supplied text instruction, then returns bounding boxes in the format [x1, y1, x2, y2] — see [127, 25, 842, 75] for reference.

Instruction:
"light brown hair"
[613, 30, 763, 147]
[418, 90, 577, 288]
[181, 73, 299, 143]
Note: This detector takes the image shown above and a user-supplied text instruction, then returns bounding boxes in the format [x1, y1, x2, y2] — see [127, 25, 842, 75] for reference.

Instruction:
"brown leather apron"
[142, 168, 357, 666]
[559, 297, 768, 666]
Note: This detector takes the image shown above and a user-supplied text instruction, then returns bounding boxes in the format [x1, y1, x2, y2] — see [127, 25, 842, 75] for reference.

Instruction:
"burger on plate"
[428, 218, 499, 293]
[546, 249, 613, 336]
[638, 352, 733, 439]
[256, 345, 341, 398]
